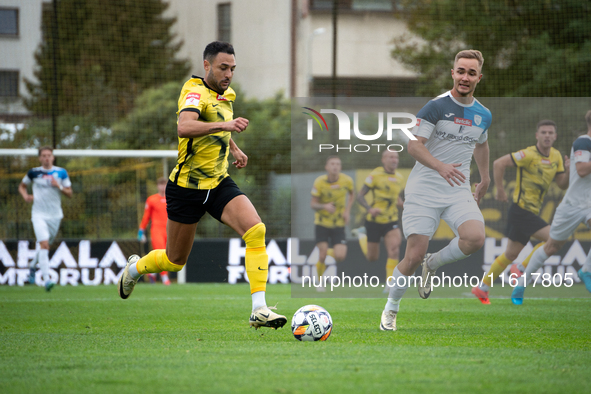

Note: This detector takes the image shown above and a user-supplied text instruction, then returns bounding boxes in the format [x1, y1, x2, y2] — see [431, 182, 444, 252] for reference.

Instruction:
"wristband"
[59, 185, 64, 191]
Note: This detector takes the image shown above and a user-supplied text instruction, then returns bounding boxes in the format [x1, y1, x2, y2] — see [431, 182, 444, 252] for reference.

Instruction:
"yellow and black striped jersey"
[311, 174, 354, 228]
[364, 167, 404, 224]
[511, 145, 565, 215]
[169, 76, 236, 190]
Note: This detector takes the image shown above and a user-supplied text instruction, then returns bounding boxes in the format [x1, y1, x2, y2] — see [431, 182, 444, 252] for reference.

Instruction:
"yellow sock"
[136, 249, 184, 274]
[359, 235, 368, 258]
[521, 242, 545, 269]
[243, 223, 268, 294]
[386, 258, 398, 279]
[316, 261, 326, 277]
[327, 248, 335, 258]
[483, 253, 512, 286]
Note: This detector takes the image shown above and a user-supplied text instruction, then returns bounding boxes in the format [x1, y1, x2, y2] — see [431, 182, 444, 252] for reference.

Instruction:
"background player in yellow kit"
[353, 150, 404, 285]
[310, 156, 355, 290]
[471, 120, 569, 304]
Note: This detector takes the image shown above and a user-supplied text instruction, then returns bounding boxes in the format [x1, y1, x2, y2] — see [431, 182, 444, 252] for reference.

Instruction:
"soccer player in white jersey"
[511, 111, 591, 303]
[380, 50, 492, 331]
[18, 147, 73, 291]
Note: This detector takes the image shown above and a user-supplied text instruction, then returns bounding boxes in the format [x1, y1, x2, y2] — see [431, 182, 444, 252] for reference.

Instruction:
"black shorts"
[505, 203, 548, 244]
[315, 225, 347, 247]
[365, 220, 399, 243]
[166, 176, 245, 224]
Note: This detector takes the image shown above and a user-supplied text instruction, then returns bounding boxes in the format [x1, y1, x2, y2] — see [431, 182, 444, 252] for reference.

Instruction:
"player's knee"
[334, 253, 346, 262]
[367, 253, 379, 262]
[243, 222, 266, 248]
[462, 233, 485, 254]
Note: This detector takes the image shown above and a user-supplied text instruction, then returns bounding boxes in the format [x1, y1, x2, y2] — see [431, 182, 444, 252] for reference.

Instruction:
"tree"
[393, 0, 591, 97]
[25, 0, 190, 125]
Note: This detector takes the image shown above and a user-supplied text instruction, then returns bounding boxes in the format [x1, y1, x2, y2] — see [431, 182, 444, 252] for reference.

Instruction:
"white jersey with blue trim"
[21, 166, 72, 219]
[405, 91, 492, 202]
[563, 134, 591, 208]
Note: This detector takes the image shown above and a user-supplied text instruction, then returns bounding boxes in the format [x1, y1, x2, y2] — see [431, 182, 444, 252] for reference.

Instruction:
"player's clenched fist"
[226, 117, 249, 133]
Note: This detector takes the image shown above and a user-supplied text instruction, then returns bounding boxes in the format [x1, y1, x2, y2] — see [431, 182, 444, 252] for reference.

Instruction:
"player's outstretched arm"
[492, 154, 513, 202]
[229, 138, 248, 169]
[473, 140, 490, 204]
[407, 136, 466, 187]
[177, 111, 249, 138]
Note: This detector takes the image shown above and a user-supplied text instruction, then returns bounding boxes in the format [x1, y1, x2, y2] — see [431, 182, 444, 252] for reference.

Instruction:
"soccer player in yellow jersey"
[471, 120, 569, 304]
[310, 156, 355, 289]
[354, 151, 404, 285]
[118, 41, 287, 330]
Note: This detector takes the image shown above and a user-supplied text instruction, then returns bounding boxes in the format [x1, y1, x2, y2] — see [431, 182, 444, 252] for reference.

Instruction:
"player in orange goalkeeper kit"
[118, 41, 286, 330]
[138, 177, 170, 285]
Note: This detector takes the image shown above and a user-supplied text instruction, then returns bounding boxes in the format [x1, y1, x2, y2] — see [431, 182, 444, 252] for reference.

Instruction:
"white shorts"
[402, 192, 484, 239]
[32, 217, 61, 243]
[549, 202, 591, 241]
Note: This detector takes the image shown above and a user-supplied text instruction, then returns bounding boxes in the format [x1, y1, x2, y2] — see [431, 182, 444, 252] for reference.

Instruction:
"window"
[0, 8, 19, 36]
[0, 71, 19, 98]
[310, 0, 401, 12]
[217, 3, 231, 43]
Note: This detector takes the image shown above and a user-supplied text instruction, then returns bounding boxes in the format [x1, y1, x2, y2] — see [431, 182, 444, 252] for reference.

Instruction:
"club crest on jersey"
[217, 94, 228, 101]
[185, 93, 201, 106]
[454, 117, 472, 126]
[474, 115, 482, 126]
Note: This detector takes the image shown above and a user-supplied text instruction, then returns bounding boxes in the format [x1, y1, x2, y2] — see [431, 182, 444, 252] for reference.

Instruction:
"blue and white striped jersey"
[563, 134, 591, 208]
[21, 166, 71, 219]
[405, 91, 492, 201]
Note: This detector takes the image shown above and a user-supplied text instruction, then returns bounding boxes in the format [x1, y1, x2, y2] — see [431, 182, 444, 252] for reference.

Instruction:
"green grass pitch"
[1, 283, 590, 393]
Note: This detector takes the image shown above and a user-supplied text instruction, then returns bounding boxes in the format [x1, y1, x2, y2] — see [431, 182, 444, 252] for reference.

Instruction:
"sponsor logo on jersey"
[541, 159, 551, 165]
[454, 117, 472, 126]
[217, 94, 228, 101]
[330, 184, 341, 189]
[515, 150, 526, 161]
[575, 150, 583, 156]
[444, 113, 454, 118]
[416, 119, 421, 126]
[185, 92, 201, 106]
[388, 177, 397, 182]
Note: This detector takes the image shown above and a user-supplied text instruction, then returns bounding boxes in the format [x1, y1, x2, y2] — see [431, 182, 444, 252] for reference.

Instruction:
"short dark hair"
[203, 41, 235, 62]
[325, 155, 341, 164]
[536, 119, 556, 131]
[38, 146, 53, 156]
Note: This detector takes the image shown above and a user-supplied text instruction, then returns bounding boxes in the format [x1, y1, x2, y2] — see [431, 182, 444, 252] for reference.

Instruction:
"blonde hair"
[585, 110, 591, 128]
[455, 50, 484, 69]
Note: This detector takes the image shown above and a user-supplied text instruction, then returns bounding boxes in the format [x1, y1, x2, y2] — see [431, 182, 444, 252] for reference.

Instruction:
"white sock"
[252, 291, 266, 310]
[128, 263, 141, 280]
[518, 246, 549, 287]
[39, 249, 50, 284]
[428, 237, 468, 270]
[385, 298, 401, 313]
[517, 263, 525, 272]
[30, 249, 39, 269]
[479, 283, 490, 292]
[386, 267, 409, 302]
[161, 273, 169, 281]
[583, 250, 591, 273]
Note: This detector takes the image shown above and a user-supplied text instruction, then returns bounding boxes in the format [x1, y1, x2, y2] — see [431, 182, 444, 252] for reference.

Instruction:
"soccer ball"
[291, 305, 333, 341]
